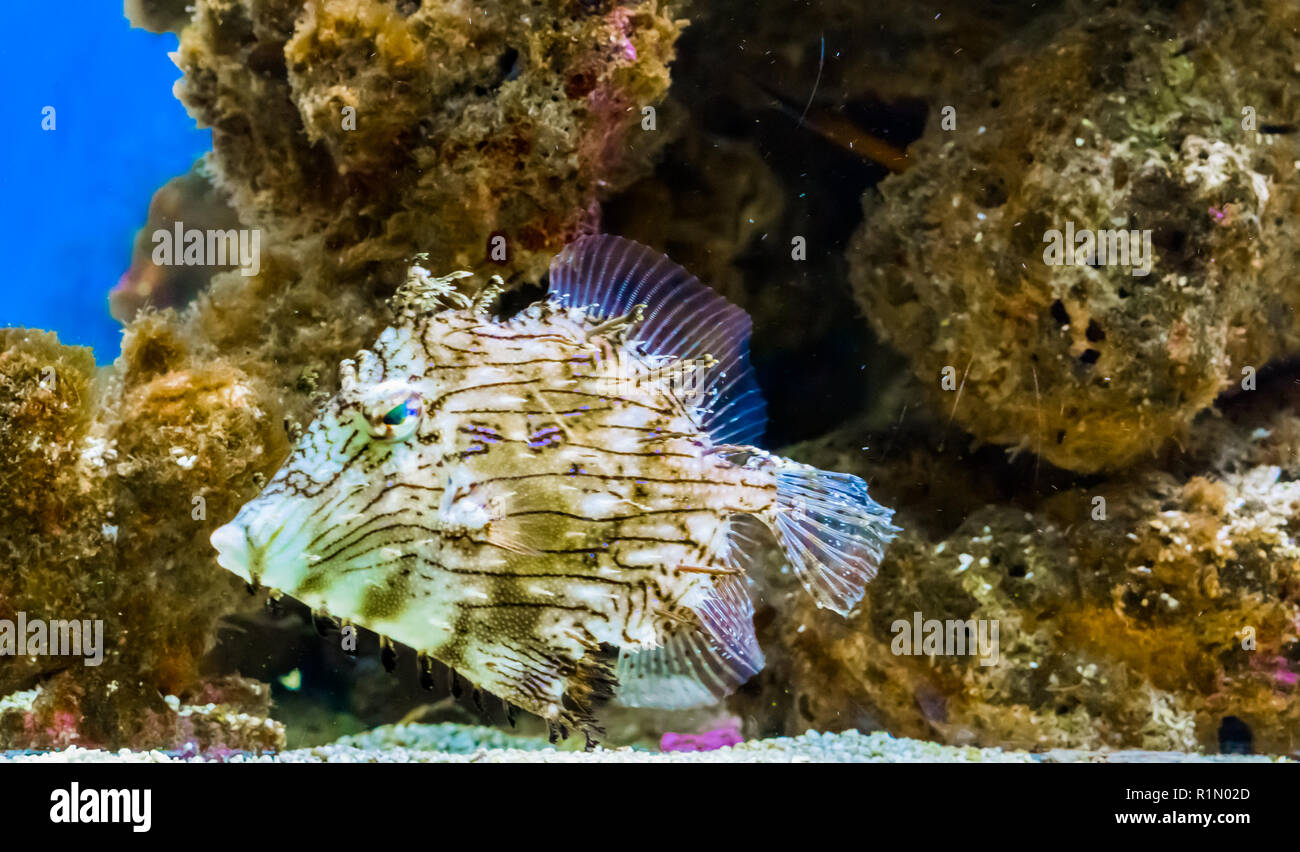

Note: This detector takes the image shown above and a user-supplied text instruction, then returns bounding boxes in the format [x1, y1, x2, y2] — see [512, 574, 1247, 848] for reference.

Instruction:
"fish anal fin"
[616, 570, 764, 710]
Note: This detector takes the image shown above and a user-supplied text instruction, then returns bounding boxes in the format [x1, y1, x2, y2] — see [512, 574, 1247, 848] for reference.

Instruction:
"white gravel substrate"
[2, 722, 1286, 763]
[1, 727, 1025, 763]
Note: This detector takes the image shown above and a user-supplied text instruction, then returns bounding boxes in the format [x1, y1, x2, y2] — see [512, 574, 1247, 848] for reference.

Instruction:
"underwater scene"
[2, 0, 1300, 797]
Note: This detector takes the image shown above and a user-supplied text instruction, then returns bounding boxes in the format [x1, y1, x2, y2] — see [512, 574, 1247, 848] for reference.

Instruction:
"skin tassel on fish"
[210, 234, 900, 745]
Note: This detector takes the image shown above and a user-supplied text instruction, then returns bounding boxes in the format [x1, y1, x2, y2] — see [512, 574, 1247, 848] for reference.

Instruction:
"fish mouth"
[210, 521, 258, 585]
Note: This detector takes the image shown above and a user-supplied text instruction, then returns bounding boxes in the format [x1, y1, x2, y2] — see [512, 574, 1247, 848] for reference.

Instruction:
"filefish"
[210, 235, 900, 743]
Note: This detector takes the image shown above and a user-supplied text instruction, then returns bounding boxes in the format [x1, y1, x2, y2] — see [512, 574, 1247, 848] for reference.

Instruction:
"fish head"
[210, 326, 439, 601]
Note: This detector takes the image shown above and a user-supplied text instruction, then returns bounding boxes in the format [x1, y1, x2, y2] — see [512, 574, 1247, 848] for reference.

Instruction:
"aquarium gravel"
[0, 724, 1286, 764]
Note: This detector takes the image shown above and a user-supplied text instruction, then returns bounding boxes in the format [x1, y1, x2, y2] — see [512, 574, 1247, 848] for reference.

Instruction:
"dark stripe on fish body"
[426, 356, 587, 371]
[458, 600, 606, 616]
[462, 330, 576, 343]
[419, 563, 638, 586]
[348, 481, 445, 518]
[426, 378, 545, 411]
[307, 514, 423, 565]
[434, 342, 490, 357]
[314, 525, 441, 572]
[503, 506, 744, 522]
[447, 406, 615, 416]
[545, 387, 677, 416]
[476, 471, 778, 491]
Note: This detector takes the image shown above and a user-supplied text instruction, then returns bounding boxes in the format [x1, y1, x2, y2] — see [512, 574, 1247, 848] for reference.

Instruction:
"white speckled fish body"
[212, 236, 899, 738]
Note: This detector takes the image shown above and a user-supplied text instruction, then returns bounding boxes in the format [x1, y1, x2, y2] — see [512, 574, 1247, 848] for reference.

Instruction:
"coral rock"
[746, 366, 1300, 754]
[175, 0, 686, 280]
[849, 0, 1300, 472]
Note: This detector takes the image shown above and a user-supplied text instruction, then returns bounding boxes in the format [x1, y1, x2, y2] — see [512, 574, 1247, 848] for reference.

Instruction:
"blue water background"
[0, 6, 212, 363]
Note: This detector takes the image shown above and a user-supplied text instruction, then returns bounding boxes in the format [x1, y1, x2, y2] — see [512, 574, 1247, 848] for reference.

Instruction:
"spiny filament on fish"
[211, 234, 901, 745]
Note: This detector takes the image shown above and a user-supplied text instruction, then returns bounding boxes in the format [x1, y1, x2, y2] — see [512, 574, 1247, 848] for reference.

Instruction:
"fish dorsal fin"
[548, 234, 767, 446]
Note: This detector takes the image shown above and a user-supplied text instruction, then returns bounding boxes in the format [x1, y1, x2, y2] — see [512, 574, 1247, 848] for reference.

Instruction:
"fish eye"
[382, 403, 410, 426]
[362, 384, 423, 442]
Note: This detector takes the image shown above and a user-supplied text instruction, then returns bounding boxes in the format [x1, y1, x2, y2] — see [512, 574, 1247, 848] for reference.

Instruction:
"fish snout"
[211, 501, 317, 592]
[210, 520, 257, 584]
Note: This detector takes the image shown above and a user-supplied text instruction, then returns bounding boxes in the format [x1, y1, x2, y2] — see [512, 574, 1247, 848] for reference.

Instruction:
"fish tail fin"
[762, 460, 900, 616]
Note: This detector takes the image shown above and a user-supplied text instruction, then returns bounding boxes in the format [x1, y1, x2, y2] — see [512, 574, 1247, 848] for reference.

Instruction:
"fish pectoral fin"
[615, 575, 764, 710]
[479, 519, 546, 557]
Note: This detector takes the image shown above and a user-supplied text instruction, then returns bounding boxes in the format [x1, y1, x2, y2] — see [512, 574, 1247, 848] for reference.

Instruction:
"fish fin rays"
[547, 234, 767, 446]
[614, 526, 765, 710]
[475, 631, 617, 738]
[614, 622, 757, 710]
[479, 515, 551, 557]
[763, 462, 901, 616]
